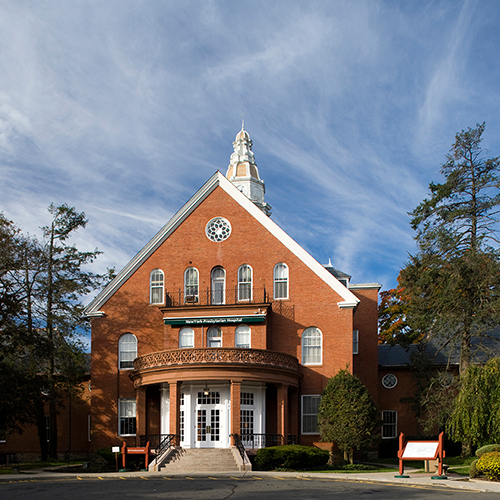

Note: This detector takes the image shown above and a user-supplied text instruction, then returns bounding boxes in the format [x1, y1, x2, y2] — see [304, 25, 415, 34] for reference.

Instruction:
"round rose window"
[382, 373, 398, 389]
[206, 217, 231, 242]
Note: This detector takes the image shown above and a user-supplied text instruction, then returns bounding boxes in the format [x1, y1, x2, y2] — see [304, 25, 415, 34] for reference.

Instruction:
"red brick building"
[0, 379, 91, 463]
[83, 127, 381, 455]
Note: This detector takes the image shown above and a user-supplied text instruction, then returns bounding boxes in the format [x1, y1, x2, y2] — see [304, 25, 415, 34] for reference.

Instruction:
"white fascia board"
[349, 283, 382, 290]
[217, 174, 359, 308]
[84, 172, 222, 316]
[84, 171, 359, 316]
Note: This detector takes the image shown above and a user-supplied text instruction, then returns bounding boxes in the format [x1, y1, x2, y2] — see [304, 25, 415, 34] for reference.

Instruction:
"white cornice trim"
[216, 174, 359, 307]
[84, 171, 359, 316]
[84, 172, 221, 316]
[349, 283, 382, 290]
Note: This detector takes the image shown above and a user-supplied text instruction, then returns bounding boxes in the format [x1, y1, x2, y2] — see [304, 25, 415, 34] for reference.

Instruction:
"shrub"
[255, 445, 329, 471]
[476, 452, 500, 481]
[476, 444, 500, 458]
[254, 447, 276, 471]
[469, 459, 478, 478]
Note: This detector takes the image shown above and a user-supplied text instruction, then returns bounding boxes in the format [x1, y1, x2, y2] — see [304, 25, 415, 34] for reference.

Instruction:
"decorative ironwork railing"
[236, 434, 297, 449]
[165, 287, 269, 307]
[140, 434, 179, 456]
[134, 348, 300, 372]
[240, 433, 283, 448]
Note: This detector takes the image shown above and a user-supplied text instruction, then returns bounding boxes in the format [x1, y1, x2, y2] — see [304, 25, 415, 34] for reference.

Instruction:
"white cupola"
[226, 124, 272, 216]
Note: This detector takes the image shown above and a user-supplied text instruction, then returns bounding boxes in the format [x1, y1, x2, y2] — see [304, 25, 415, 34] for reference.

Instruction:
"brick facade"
[85, 164, 381, 453]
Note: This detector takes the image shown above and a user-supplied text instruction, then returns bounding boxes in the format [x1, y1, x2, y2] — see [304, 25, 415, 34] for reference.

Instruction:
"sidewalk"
[1, 467, 500, 493]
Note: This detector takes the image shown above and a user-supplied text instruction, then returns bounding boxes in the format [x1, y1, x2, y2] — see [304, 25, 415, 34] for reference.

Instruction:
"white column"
[160, 383, 170, 435]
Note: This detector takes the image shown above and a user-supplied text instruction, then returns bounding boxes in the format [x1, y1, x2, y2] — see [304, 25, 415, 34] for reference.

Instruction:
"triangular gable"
[84, 171, 359, 316]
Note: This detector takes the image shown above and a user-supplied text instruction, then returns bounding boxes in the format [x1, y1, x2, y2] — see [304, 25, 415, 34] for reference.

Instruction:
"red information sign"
[397, 432, 446, 477]
[121, 441, 150, 470]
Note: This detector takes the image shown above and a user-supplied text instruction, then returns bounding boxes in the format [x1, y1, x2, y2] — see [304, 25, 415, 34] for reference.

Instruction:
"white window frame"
[273, 263, 289, 300]
[118, 399, 136, 436]
[119, 333, 137, 370]
[353, 330, 359, 355]
[301, 395, 321, 435]
[150, 269, 164, 304]
[211, 267, 226, 305]
[184, 267, 199, 303]
[302, 327, 322, 365]
[235, 324, 251, 348]
[179, 327, 194, 348]
[238, 264, 253, 301]
[207, 326, 222, 347]
[382, 410, 397, 439]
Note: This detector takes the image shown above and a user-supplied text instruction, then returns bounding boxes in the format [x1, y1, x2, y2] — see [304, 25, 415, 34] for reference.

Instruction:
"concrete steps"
[160, 448, 240, 473]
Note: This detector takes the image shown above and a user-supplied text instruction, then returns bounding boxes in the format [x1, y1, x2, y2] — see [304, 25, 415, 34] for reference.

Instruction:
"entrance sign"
[120, 441, 150, 471]
[396, 432, 446, 479]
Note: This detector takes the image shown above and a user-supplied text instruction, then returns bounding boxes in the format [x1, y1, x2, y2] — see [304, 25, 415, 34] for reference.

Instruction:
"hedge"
[476, 452, 500, 481]
[476, 444, 500, 458]
[254, 445, 329, 471]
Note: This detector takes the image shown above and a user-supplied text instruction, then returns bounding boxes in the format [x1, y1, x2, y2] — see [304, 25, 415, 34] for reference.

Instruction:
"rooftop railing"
[164, 286, 269, 307]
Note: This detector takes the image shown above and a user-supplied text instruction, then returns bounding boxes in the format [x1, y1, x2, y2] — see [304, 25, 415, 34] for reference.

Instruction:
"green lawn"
[0, 460, 82, 474]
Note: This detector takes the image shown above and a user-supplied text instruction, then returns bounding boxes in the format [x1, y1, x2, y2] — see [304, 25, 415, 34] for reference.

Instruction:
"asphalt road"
[0, 474, 495, 500]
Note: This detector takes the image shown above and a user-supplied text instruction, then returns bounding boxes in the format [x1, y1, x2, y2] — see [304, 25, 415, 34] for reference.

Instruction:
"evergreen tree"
[397, 123, 500, 374]
[317, 369, 379, 464]
[0, 206, 107, 458]
[38, 204, 103, 459]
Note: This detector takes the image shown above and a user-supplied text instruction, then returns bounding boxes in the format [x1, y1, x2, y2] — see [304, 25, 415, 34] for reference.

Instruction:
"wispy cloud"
[1, 0, 499, 295]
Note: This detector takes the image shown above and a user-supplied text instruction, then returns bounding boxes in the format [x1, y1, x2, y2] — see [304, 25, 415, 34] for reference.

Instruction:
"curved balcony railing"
[133, 348, 299, 372]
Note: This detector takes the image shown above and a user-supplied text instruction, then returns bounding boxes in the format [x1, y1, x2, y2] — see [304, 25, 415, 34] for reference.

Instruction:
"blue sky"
[1, 0, 500, 300]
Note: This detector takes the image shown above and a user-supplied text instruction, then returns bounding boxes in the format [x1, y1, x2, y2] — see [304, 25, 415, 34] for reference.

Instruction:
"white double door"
[160, 382, 265, 449]
[187, 384, 230, 449]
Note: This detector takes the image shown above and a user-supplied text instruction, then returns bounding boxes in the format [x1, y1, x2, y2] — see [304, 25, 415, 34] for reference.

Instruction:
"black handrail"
[140, 434, 178, 456]
[230, 433, 246, 462]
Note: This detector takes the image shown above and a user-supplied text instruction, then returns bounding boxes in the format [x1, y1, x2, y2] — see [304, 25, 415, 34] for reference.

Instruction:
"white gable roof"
[84, 171, 359, 316]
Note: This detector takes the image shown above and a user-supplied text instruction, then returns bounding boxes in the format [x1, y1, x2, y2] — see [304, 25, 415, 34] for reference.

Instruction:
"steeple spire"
[226, 125, 271, 216]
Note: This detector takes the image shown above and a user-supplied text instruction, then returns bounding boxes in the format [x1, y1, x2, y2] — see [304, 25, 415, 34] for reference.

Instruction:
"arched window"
[184, 267, 199, 303]
[211, 267, 225, 305]
[238, 265, 252, 301]
[235, 325, 251, 348]
[150, 269, 164, 304]
[273, 263, 288, 299]
[302, 327, 322, 365]
[119, 333, 137, 369]
[207, 327, 222, 347]
[179, 327, 194, 348]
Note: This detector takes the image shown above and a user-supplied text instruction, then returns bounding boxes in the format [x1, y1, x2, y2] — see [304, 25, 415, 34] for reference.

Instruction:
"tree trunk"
[460, 330, 471, 375]
[36, 400, 48, 461]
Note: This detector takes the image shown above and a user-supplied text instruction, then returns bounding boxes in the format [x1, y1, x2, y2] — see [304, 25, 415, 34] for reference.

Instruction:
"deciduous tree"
[447, 357, 500, 449]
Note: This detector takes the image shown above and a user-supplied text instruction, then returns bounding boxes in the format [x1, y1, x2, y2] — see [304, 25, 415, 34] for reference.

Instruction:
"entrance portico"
[130, 348, 301, 449]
